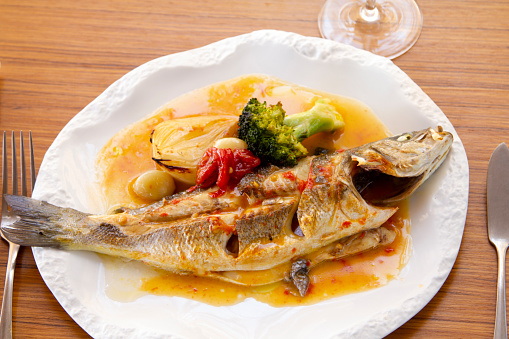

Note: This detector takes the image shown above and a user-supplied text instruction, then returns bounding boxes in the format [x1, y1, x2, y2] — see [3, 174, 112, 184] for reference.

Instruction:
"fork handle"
[494, 243, 508, 339]
[0, 242, 19, 339]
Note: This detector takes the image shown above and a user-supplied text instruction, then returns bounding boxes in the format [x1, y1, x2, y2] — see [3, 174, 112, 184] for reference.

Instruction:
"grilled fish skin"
[1, 127, 453, 279]
[210, 226, 397, 290]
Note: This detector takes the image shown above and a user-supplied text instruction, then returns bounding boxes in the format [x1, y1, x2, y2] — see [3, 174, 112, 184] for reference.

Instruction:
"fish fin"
[2, 194, 84, 248]
[290, 259, 310, 297]
[1, 219, 62, 247]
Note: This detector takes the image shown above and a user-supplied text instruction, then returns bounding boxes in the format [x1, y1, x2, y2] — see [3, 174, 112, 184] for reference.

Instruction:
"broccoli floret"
[237, 98, 306, 167]
[284, 98, 345, 141]
[237, 98, 344, 167]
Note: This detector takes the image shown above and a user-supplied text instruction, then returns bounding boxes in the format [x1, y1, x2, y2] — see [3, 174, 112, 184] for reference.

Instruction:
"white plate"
[32, 30, 469, 338]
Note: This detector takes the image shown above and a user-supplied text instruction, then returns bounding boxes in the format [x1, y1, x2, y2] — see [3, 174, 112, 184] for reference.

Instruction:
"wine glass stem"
[361, 0, 380, 22]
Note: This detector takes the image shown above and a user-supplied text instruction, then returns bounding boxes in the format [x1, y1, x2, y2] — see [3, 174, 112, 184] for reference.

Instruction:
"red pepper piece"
[231, 149, 261, 181]
[191, 147, 260, 193]
[216, 148, 234, 189]
[195, 148, 217, 186]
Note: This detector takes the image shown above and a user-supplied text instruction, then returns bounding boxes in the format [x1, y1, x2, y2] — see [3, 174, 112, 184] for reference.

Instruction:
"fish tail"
[2, 194, 86, 247]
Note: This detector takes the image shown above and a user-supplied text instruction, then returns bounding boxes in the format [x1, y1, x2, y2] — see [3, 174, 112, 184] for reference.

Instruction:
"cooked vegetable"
[133, 170, 175, 201]
[283, 98, 345, 141]
[151, 115, 238, 184]
[189, 147, 260, 197]
[237, 98, 344, 167]
[237, 99, 305, 167]
[213, 137, 248, 150]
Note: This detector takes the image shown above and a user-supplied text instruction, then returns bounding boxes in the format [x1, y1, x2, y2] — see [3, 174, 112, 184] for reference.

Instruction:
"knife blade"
[487, 142, 509, 339]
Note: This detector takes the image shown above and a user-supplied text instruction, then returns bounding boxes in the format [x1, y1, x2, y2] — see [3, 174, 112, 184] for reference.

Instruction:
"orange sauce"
[140, 207, 409, 306]
[96, 74, 390, 211]
[95, 74, 407, 306]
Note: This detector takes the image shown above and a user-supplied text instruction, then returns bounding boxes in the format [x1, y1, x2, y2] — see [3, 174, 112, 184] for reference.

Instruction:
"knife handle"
[494, 243, 508, 339]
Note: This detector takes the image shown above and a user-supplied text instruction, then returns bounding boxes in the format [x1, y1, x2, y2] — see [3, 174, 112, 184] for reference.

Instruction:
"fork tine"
[2, 132, 6, 196]
[29, 131, 35, 192]
[1, 131, 25, 339]
[11, 132, 17, 196]
[19, 132, 27, 197]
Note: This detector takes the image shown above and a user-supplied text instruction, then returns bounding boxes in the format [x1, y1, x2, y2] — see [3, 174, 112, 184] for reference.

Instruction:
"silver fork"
[0, 131, 35, 338]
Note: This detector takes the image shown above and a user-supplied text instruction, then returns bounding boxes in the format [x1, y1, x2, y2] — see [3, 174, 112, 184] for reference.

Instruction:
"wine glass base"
[318, 0, 423, 59]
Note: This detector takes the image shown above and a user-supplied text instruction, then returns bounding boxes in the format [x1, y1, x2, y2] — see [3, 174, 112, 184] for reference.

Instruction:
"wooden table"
[0, 0, 508, 337]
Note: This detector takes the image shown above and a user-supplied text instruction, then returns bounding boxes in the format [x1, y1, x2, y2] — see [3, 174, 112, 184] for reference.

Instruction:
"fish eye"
[396, 133, 412, 142]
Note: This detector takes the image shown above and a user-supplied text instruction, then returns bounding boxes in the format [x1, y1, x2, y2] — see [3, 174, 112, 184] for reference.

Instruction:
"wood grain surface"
[0, 0, 508, 337]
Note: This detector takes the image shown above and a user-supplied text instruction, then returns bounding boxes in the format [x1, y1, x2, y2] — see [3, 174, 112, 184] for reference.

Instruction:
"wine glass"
[318, 0, 423, 59]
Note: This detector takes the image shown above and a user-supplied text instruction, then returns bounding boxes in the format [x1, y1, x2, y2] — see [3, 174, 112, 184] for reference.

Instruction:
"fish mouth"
[351, 126, 453, 205]
[353, 167, 425, 205]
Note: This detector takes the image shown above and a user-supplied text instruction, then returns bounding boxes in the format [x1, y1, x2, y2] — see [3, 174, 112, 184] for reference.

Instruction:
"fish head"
[351, 126, 453, 205]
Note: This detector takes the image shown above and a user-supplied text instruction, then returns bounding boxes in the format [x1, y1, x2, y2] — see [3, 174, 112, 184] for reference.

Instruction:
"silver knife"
[488, 142, 509, 339]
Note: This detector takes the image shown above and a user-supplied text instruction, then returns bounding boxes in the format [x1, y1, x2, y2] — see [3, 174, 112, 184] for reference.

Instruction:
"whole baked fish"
[2, 127, 452, 293]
